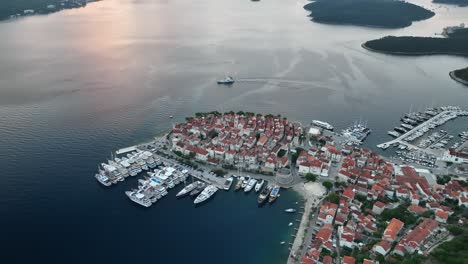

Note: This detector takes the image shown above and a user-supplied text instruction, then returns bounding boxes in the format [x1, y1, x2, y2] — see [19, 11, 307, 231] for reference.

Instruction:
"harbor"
[96, 143, 290, 208]
[377, 106, 468, 152]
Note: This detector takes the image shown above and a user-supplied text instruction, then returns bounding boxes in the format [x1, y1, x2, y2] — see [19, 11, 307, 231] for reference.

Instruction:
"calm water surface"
[0, 0, 467, 263]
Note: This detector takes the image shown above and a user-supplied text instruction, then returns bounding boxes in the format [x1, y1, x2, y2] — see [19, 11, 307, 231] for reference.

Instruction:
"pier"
[155, 154, 224, 189]
[288, 197, 313, 264]
[376, 110, 458, 153]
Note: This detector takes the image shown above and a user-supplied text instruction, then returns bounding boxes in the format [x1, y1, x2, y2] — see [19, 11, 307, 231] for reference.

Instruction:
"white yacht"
[255, 179, 264, 193]
[223, 177, 234, 191]
[388, 131, 400, 138]
[176, 182, 199, 197]
[146, 156, 157, 169]
[158, 186, 168, 196]
[125, 191, 152, 207]
[241, 176, 250, 189]
[194, 185, 218, 204]
[244, 178, 257, 192]
[95, 173, 112, 186]
[312, 120, 334, 130]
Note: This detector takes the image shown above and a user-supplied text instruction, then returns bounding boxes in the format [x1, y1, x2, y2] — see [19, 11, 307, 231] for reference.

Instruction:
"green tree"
[305, 173, 317, 182]
[325, 193, 340, 204]
[322, 181, 333, 191]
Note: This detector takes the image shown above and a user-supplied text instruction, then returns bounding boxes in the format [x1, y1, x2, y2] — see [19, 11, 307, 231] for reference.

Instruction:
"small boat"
[285, 208, 296, 213]
[280, 241, 285, 245]
[288, 222, 293, 227]
[217, 75, 234, 85]
[255, 179, 265, 193]
[241, 176, 250, 189]
[223, 177, 234, 191]
[169, 115, 173, 119]
[244, 178, 257, 192]
[235, 176, 244, 191]
[269, 185, 280, 203]
[258, 185, 272, 204]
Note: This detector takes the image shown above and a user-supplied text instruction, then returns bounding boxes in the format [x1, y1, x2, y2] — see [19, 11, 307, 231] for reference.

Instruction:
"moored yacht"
[125, 191, 152, 207]
[95, 173, 112, 186]
[244, 178, 257, 192]
[176, 182, 199, 197]
[312, 120, 334, 130]
[269, 185, 280, 203]
[241, 176, 250, 189]
[194, 185, 218, 204]
[190, 182, 206, 197]
[223, 177, 234, 191]
[258, 185, 272, 204]
[235, 176, 244, 191]
[255, 179, 265, 193]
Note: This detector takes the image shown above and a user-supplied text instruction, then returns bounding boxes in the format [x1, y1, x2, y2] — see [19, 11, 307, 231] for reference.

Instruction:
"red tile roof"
[343, 256, 355, 264]
[375, 240, 392, 252]
[383, 218, 404, 241]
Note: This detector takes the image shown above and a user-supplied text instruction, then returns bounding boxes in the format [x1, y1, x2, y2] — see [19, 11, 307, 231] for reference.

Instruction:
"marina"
[94, 140, 290, 208]
[377, 106, 468, 151]
[341, 120, 371, 145]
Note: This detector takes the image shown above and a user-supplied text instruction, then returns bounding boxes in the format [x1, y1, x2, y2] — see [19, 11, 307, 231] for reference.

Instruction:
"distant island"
[303, 0, 434, 28]
[433, 0, 468, 7]
[363, 26, 468, 85]
[362, 27, 468, 56]
[450, 67, 468, 86]
[0, 0, 99, 21]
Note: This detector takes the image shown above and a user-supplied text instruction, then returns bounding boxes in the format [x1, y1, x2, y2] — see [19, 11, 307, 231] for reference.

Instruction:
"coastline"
[288, 183, 326, 263]
[361, 43, 468, 57]
[449, 70, 468, 86]
[1, 0, 101, 22]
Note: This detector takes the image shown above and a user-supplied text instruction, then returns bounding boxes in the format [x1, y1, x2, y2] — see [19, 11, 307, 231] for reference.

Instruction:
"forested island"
[362, 28, 468, 56]
[303, 0, 434, 28]
[0, 0, 99, 21]
[450, 67, 468, 86]
[363, 28, 468, 86]
[433, 0, 468, 7]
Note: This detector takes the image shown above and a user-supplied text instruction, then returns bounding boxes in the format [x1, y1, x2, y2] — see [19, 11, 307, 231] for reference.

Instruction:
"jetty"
[377, 110, 462, 152]
[288, 197, 313, 263]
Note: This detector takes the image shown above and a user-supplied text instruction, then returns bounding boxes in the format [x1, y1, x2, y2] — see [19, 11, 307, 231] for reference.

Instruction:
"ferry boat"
[269, 185, 280, 203]
[223, 177, 234, 191]
[312, 120, 334, 130]
[255, 179, 265, 193]
[244, 178, 257, 193]
[176, 181, 199, 197]
[235, 176, 244, 191]
[194, 185, 218, 204]
[258, 185, 272, 204]
[217, 75, 234, 85]
[190, 182, 206, 197]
